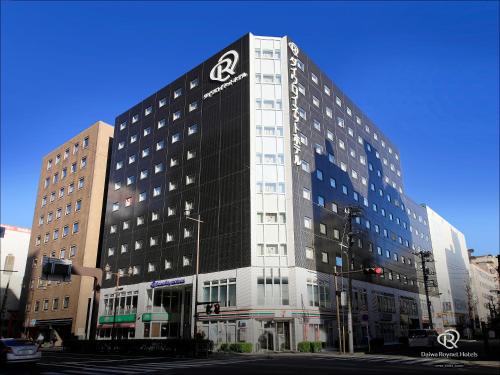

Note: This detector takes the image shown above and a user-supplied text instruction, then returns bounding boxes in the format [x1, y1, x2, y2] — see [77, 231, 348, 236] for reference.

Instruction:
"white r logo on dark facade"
[209, 50, 239, 82]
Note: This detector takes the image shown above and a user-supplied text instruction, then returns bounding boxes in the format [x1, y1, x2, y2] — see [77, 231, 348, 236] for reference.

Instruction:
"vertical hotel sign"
[288, 42, 301, 166]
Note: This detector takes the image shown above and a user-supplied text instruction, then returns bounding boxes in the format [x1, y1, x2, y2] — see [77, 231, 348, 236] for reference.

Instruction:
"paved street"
[1, 351, 498, 375]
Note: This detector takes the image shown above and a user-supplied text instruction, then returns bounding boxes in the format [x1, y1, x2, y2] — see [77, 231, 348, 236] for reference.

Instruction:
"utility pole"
[342, 206, 363, 354]
[419, 251, 434, 330]
[334, 272, 342, 353]
[186, 213, 203, 338]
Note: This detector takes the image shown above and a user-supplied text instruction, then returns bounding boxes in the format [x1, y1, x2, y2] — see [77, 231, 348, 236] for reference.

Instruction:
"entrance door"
[263, 321, 274, 351]
[276, 322, 290, 351]
[258, 321, 274, 351]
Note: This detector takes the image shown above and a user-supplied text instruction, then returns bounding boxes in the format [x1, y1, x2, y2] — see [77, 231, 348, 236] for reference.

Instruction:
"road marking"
[68, 368, 138, 374]
[40, 358, 265, 375]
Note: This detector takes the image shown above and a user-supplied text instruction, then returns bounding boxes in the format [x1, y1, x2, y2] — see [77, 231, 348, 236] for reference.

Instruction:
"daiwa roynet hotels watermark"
[421, 329, 478, 360]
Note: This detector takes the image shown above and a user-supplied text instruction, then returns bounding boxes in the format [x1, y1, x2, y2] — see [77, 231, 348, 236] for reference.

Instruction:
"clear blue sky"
[1, 1, 498, 255]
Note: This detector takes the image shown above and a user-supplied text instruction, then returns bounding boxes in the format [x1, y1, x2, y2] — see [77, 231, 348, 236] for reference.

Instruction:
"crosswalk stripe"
[62, 370, 131, 375]
[363, 357, 393, 362]
[65, 367, 138, 374]
[42, 358, 262, 375]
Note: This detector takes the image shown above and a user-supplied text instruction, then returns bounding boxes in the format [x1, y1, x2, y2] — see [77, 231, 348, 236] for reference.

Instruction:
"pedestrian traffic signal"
[206, 304, 212, 315]
[214, 303, 220, 314]
[363, 266, 383, 275]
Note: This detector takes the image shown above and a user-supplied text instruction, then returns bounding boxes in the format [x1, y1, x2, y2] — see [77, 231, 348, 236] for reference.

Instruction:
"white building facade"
[425, 206, 471, 332]
[0, 224, 31, 337]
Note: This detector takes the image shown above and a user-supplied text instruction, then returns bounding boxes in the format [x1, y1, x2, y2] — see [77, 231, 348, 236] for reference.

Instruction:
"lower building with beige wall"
[20, 121, 113, 341]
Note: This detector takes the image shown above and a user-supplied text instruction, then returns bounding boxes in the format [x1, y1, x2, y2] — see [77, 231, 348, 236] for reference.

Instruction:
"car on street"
[0, 338, 42, 364]
[408, 329, 438, 348]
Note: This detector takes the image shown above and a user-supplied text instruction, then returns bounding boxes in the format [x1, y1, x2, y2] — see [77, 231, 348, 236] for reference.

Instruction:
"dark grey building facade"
[97, 34, 436, 349]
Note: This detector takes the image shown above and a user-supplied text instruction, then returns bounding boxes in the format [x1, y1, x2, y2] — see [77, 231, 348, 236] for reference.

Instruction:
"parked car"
[408, 329, 438, 347]
[0, 338, 42, 364]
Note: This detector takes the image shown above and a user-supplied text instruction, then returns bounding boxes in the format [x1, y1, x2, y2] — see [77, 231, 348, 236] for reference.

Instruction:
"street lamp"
[104, 264, 132, 341]
[184, 211, 203, 339]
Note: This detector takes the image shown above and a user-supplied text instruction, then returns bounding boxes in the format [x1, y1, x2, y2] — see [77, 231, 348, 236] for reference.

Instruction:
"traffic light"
[206, 304, 212, 315]
[214, 303, 220, 314]
[363, 266, 383, 275]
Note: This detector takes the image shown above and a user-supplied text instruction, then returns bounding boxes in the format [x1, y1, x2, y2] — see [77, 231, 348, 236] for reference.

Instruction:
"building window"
[137, 216, 145, 226]
[321, 252, 328, 263]
[306, 247, 314, 260]
[189, 101, 198, 112]
[150, 236, 159, 246]
[319, 223, 327, 235]
[154, 163, 164, 174]
[257, 268, 289, 305]
[317, 195, 325, 207]
[72, 222, 79, 233]
[158, 119, 166, 129]
[153, 186, 161, 197]
[188, 124, 198, 135]
[303, 188, 311, 200]
[139, 192, 147, 202]
[120, 244, 128, 254]
[156, 140, 165, 151]
[203, 278, 237, 307]
[312, 96, 320, 107]
[75, 200, 82, 212]
[173, 88, 182, 99]
[73, 143, 79, 154]
[112, 202, 119, 212]
[127, 176, 135, 185]
[183, 256, 191, 266]
[171, 133, 180, 143]
[304, 217, 312, 229]
[316, 169, 323, 181]
[190, 78, 199, 89]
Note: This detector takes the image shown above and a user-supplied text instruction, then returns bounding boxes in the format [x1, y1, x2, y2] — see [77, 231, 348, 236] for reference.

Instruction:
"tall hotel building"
[98, 34, 436, 349]
[21, 121, 113, 340]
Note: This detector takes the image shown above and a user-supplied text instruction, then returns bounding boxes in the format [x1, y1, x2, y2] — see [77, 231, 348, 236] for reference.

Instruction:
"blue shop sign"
[150, 278, 186, 288]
